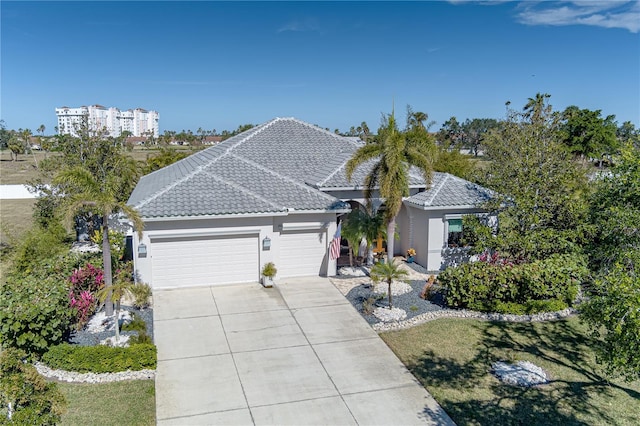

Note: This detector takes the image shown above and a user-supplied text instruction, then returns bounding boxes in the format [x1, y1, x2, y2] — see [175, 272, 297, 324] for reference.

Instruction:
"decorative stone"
[86, 310, 132, 333]
[373, 307, 407, 322]
[338, 266, 368, 277]
[492, 361, 548, 387]
[373, 281, 412, 296]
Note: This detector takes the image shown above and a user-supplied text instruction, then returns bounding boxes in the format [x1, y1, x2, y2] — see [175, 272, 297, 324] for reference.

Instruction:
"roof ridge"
[424, 173, 450, 206]
[222, 118, 279, 154]
[133, 119, 284, 210]
[289, 117, 364, 148]
[229, 153, 339, 203]
[316, 156, 352, 188]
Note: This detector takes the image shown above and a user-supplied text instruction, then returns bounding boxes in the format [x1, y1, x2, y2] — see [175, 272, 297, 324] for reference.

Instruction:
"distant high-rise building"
[55, 105, 159, 138]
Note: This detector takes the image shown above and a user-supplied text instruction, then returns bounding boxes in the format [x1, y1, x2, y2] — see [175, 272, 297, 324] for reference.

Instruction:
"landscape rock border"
[34, 362, 155, 383]
[373, 307, 577, 332]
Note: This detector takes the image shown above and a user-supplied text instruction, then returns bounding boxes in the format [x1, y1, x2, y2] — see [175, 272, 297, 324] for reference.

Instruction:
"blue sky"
[2, 1, 638, 134]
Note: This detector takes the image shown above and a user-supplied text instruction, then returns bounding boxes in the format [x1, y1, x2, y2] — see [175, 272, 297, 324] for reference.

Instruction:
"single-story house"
[128, 117, 493, 290]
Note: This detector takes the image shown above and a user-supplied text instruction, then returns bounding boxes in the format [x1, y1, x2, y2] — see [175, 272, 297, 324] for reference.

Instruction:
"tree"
[346, 110, 434, 261]
[369, 259, 409, 309]
[7, 130, 27, 162]
[96, 262, 134, 344]
[54, 165, 143, 316]
[460, 118, 500, 156]
[474, 94, 589, 262]
[340, 210, 365, 267]
[37, 124, 45, 137]
[560, 106, 618, 165]
[617, 121, 639, 149]
[581, 145, 640, 380]
[580, 252, 640, 381]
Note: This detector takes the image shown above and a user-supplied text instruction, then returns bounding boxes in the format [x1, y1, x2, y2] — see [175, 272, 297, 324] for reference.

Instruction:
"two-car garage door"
[151, 234, 259, 289]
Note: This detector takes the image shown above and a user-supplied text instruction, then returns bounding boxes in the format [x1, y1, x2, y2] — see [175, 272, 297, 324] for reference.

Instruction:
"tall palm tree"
[346, 111, 434, 261]
[54, 159, 143, 317]
[369, 259, 409, 309]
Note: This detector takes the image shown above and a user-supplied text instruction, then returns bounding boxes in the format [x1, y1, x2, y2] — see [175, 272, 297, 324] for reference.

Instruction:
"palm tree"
[340, 210, 364, 267]
[369, 259, 409, 309]
[53, 160, 143, 317]
[523, 92, 551, 124]
[96, 264, 134, 344]
[346, 110, 434, 261]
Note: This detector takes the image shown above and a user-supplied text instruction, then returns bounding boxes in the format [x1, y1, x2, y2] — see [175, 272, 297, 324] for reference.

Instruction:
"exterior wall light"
[138, 243, 147, 257]
[262, 237, 271, 250]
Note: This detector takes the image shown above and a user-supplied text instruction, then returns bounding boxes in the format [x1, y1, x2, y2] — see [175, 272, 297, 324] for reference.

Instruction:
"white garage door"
[279, 230, 327, 277]
[151, 234, 259, 289]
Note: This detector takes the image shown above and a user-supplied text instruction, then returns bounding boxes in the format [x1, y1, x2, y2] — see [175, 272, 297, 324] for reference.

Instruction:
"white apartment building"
[56, 105, 159, 138]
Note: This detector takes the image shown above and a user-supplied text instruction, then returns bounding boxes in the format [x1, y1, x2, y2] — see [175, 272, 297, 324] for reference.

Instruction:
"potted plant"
[406, 248, 416, 263]
[261, 262, 277, 288]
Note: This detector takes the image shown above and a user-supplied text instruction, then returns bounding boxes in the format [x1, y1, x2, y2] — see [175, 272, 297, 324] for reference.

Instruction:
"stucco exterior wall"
[133, 212, 339, 288]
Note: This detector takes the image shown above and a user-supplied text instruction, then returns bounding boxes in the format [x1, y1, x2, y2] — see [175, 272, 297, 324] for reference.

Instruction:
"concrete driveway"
[153, 276, 454, 425]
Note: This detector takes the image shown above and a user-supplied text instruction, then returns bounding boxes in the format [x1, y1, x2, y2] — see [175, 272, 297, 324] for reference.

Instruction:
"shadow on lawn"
[407, 319, 639, 426]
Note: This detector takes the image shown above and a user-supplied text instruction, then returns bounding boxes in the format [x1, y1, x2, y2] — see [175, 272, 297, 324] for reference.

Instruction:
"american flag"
[329, 222, 342, 260]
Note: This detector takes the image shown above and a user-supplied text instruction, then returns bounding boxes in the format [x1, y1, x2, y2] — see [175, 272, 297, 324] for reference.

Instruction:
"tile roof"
[405, 172, 494, 208]
[128, 117, 490, 218]
[128, 118, 355, 218]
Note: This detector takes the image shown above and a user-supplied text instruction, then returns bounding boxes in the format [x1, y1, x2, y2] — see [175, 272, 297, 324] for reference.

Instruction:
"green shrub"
[0, 348, 67, 425]
[439, 254, 587, 313]
[9, 224, 69, 275]
[42, 343, 157, 373]
[0, 275, 74, 358]
[128, 282, 152, 309]
[121, 313, 147, 333]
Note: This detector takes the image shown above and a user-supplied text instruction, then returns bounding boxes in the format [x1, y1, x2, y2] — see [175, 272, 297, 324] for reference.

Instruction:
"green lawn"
[381, 317, 640, 426]
[57, 380, 155, 426]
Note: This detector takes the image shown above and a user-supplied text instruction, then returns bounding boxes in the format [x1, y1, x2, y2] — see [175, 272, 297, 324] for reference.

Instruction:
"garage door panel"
[151, 234, 259, 288]
[279, 231, 326, 278]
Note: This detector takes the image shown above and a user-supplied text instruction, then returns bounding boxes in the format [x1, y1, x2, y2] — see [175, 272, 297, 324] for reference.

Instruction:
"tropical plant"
[346, 110, 434, 261]
[53, 164, 143, 317]
[261, 262, 277, 278]
[369, 259, 409, 309]
[96, 262, 135, 344]
[341, 210, 366, 266]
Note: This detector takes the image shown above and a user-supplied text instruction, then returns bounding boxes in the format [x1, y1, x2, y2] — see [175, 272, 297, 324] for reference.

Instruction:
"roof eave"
[404, 202, 488, 211]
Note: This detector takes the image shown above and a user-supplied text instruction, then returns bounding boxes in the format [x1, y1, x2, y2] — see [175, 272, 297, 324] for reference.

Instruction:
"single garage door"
[279, 230, 327, 277]
[151, 234, 259, 289]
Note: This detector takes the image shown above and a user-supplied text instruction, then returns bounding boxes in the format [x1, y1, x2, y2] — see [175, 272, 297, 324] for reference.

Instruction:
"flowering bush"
[68, 263, 104, 329]
[478, 250, 515, 266]
[69, 290, 95, 328]
[69, 263, 104, 293]
[406, 248, 416, 257]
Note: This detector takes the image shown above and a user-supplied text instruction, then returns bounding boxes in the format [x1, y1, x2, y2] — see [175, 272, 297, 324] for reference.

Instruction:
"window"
[447, 218, 464, 247]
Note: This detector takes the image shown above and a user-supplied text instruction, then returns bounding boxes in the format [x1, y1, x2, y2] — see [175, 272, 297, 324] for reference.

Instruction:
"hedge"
[439, 253, 588, 314]
[42, 343, 157, 373]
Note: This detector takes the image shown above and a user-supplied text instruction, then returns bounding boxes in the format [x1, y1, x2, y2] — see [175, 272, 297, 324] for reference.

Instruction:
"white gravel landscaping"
[373, 281, 413, 296]
[373, 306, 407, 322]
[492, 361, 549, 387]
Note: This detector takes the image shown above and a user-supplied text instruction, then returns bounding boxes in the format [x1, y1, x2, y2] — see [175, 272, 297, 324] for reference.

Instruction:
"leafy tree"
[474, 94, 589, 262]
[617, 121, 639, 149]
[0, 119, 10, 149]
[460, 118, 500, 156]
[432, 147, 475, 179]
[581, 252, 640, 381]
[7, 131, 27, 162]
[369, 259, 409, 309]
[437, 116, 464, 147]
[346, 110, 434, 261]
[560, 106, 618, 165]
[581, 144, 640, 380]
[0, 348, 66, 424]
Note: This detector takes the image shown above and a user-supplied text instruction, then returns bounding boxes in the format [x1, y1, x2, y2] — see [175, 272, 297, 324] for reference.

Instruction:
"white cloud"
[517, 1, 640, 33]
[277, 18, 321, 33]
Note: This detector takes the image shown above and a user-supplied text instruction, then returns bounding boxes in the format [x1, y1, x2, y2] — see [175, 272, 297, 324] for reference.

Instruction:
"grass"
[57, 380, 155, 426]
[381, 316, 640, 426]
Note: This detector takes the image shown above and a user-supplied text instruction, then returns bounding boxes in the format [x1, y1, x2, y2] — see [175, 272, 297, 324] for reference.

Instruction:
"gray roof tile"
[128, 117, 490, 218]
[406, 172, 494, 208]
